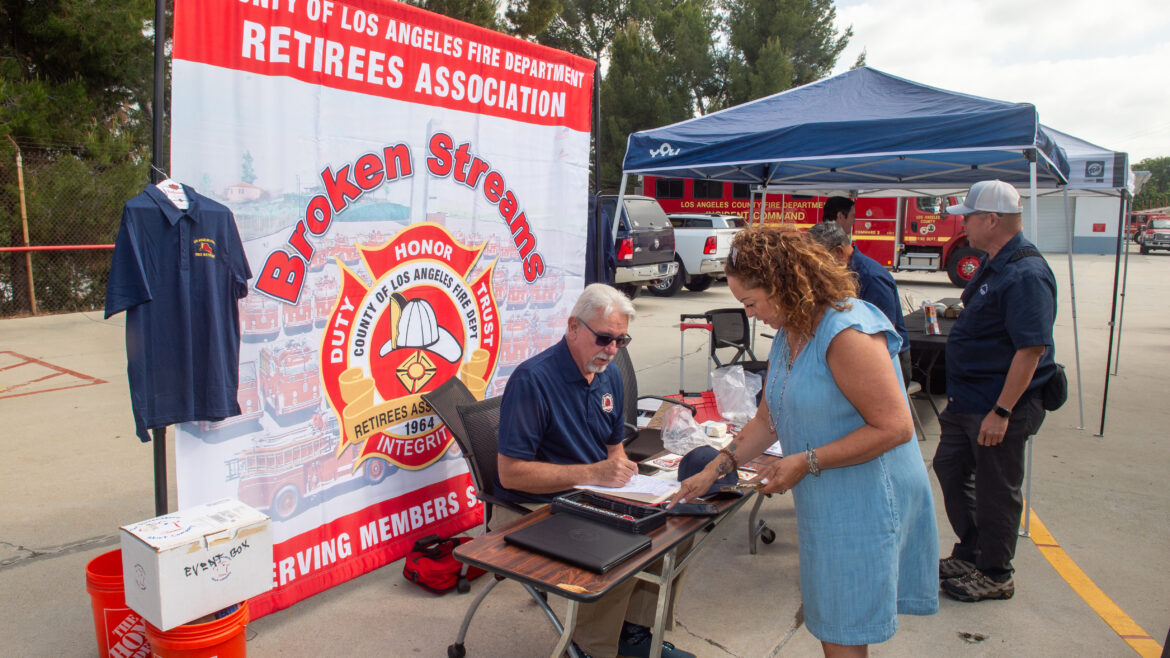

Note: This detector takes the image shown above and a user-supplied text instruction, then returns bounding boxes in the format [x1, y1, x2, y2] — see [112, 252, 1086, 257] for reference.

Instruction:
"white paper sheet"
[576, 474, 681, 503]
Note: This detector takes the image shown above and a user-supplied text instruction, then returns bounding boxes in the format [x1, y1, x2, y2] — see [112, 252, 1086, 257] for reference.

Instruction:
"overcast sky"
[831, 0, 1170, 164]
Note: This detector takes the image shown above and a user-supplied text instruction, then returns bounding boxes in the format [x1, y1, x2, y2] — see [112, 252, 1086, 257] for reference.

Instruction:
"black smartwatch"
[992, 404, 1012, 419]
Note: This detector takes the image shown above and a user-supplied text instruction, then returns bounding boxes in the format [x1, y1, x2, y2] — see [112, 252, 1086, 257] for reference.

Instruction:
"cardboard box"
[120, 498, 272, 630]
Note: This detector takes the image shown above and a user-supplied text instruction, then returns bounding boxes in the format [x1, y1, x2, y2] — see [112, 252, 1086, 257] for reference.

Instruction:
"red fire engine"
[505, 274, 529, 310]
[360, 229, 387, 249]
[281, 297, 314, 335]
[530, 268, 564, 309]
[482, 234, 501, 261]
[331, 234, 359, 265]
[309, 245, 328, 272]
[240, 294, 280, 342]
[312, 275, 339, 328]
[498, 316, 535, 371]
[259, 340, 321, 422]
[643, 176, 974, 287]
[224, 416, 393, 521]
[197, 360, 263, 433]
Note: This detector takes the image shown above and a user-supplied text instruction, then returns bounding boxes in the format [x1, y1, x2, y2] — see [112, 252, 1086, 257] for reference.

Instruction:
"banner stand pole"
[151, 0, 169, 517]
[153, 428, 168, 515]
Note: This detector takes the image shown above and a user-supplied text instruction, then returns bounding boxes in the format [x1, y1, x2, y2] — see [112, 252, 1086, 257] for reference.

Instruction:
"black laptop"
[504, 513, 652, 574]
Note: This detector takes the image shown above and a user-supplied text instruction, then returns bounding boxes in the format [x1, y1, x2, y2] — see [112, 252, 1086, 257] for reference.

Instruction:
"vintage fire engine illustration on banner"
[320, 223, 500, 472]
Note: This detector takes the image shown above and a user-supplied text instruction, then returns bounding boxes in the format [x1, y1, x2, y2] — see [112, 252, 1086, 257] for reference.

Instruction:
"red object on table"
[666, 391, 721, 423]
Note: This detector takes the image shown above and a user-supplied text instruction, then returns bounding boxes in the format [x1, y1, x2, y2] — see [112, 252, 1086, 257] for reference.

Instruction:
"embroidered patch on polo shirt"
[602, 393, 614, 413]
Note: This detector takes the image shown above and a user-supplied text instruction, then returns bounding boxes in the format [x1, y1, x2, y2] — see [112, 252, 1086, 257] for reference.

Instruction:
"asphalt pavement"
[0, 247, 1166, 657]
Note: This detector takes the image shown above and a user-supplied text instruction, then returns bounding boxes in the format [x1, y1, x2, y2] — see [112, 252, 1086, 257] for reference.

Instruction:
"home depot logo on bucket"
[319, 223, 500, 472]
[105, 609, 150, 658]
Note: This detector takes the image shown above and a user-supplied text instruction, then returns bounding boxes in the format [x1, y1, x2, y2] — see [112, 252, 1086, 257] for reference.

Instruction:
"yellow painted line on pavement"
[1026, 508, 1163, 657]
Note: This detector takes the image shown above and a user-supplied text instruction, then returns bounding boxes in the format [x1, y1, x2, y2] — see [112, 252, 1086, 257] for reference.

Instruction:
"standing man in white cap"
[934, 180, 1059, 602]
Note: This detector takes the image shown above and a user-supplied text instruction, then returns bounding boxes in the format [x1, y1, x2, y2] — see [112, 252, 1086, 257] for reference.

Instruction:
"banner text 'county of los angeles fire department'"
[170, 0, 593, 618]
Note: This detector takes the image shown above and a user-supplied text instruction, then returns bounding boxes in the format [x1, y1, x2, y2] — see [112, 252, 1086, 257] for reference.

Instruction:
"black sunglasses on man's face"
[578, 318, 632, 349]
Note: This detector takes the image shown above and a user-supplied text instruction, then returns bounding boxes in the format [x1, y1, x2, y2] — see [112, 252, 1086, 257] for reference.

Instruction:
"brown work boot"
[939, 555, 976, 580]
[941, 569, 1015, 602]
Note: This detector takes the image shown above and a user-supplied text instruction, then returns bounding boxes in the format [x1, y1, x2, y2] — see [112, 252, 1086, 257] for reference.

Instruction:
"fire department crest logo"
[319, 224, 500, 471]
[602, 393, 614, 413]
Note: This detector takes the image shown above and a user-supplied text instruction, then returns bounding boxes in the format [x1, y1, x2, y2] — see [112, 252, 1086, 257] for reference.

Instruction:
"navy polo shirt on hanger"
[105, 184, 252, 442]
[495, 338, 626, 504]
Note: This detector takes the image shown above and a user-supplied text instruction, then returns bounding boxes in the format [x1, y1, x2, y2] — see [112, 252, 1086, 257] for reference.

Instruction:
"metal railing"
[1, 139, 143, 316]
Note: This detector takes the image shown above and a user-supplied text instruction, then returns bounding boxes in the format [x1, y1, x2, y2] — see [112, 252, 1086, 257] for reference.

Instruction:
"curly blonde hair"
[725, 227, 857, 342]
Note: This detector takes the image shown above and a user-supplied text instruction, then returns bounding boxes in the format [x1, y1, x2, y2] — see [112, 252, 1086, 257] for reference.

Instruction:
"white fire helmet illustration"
[378, 295, 463, 363]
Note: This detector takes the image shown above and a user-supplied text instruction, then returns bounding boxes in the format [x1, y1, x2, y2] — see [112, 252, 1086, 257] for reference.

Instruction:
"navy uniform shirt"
[849, 248, 909, 354]
[495, 338, 625, 504]
[105, 184, 252, 441]
[945, 233, 1057, 414]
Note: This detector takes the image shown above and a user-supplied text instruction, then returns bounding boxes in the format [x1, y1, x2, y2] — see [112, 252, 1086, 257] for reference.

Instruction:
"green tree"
[600, 23, 691, 185]
[851, 48, 867, 69]
[716, 0, 850, 108]
[1134, 156, 1170, 209]
[402, 0, 502, 30]
[504, 0, 562, 38]
[538, 0, 718, 188]
[241, 151, 257, 184]
[1, 0, 156, 315]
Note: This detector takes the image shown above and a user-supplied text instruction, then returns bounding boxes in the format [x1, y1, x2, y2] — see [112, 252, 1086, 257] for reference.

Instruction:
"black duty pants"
[933, 396, 1045, 579]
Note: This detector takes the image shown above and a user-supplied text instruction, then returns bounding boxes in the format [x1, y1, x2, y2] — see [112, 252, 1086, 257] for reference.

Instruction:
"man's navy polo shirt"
[105, 184, 252, 442]
[945, 233, 1057, 414]
[495, 338, 625, 504]
[849, 248, 909, 354]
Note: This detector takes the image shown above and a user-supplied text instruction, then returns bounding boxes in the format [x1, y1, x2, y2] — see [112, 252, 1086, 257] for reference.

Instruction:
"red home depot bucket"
[85, 549, 151, 658]
[144, 600, 249, 658]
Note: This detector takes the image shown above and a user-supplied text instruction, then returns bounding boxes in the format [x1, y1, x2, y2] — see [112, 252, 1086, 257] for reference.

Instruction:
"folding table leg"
[648, 549, 678, 658]
[747, 493, 766, 554]
[549, 598, 581, 658]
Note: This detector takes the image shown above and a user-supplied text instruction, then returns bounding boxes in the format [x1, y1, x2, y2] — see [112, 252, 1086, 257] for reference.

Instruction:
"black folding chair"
[705, 308, 769, 376]
[446, 395, 583, 658]
[421, 378, 489, 594]
[614, 347, 695, 462]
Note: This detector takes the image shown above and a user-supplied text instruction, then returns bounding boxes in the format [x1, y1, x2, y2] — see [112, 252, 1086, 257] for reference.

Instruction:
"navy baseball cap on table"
[677, 446, 740, 498]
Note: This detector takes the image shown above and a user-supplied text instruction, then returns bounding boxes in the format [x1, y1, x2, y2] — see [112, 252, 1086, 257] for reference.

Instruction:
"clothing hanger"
[151, 165, 189, 210]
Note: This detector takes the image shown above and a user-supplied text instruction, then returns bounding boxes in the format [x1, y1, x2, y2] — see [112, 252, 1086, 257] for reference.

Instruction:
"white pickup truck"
[648, 213, 747, 296]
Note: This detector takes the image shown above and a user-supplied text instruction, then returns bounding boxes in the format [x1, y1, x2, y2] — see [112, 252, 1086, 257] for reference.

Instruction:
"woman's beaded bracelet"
[805, 446, 821, 477]
[717, 447, 738, 475]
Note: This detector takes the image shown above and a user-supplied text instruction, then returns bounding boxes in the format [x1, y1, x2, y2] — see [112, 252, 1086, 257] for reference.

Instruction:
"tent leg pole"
[1019, 434, 1033, 537]
[1028, 161, 1039, 242]
[1113, 197, 1131, 375]
[1063, 189, 1084, 429]
[1096, 206, 1126, 437]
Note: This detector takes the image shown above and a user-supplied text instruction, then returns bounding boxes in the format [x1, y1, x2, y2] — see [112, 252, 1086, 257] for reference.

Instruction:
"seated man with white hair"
[494, 283, 694, 658]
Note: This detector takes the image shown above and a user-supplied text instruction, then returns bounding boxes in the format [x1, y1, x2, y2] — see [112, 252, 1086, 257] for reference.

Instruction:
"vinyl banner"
[170, 0, 593, 617]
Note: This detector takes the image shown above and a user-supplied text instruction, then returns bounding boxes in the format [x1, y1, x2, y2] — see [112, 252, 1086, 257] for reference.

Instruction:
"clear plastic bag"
[712, 365, 762, 425]
[662, 405, 713, 455]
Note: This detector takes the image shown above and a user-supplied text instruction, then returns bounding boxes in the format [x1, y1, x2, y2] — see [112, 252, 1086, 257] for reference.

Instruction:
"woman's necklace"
[768, 334, 806, 433]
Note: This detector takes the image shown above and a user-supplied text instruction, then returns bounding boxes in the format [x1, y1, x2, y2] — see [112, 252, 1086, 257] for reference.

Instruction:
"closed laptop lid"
[504, 513, 652, 574]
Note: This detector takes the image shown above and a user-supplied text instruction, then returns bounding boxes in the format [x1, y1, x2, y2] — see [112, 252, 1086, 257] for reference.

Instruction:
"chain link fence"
[0, 140, 147, 317]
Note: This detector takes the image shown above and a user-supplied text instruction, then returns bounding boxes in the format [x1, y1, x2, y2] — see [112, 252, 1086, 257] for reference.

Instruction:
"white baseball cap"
[947, 180, 1022, 215]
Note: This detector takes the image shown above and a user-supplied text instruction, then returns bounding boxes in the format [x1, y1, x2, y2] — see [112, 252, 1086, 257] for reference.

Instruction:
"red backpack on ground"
[402, 534, 487, 595]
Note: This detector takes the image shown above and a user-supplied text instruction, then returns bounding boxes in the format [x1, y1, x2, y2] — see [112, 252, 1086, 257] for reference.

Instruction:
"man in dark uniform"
[933, 180, 1058, 602]
[808, 220, 912, 383]
[494, 283, 694, 658]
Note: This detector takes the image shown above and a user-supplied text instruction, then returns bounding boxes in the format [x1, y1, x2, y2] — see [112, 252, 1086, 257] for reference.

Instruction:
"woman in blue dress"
[672, 228, 938, 656]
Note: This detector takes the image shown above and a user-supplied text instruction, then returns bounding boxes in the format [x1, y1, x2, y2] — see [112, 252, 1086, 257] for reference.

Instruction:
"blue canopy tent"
[621, 67, 1069, 193]
[614, 67, 1079, 533]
